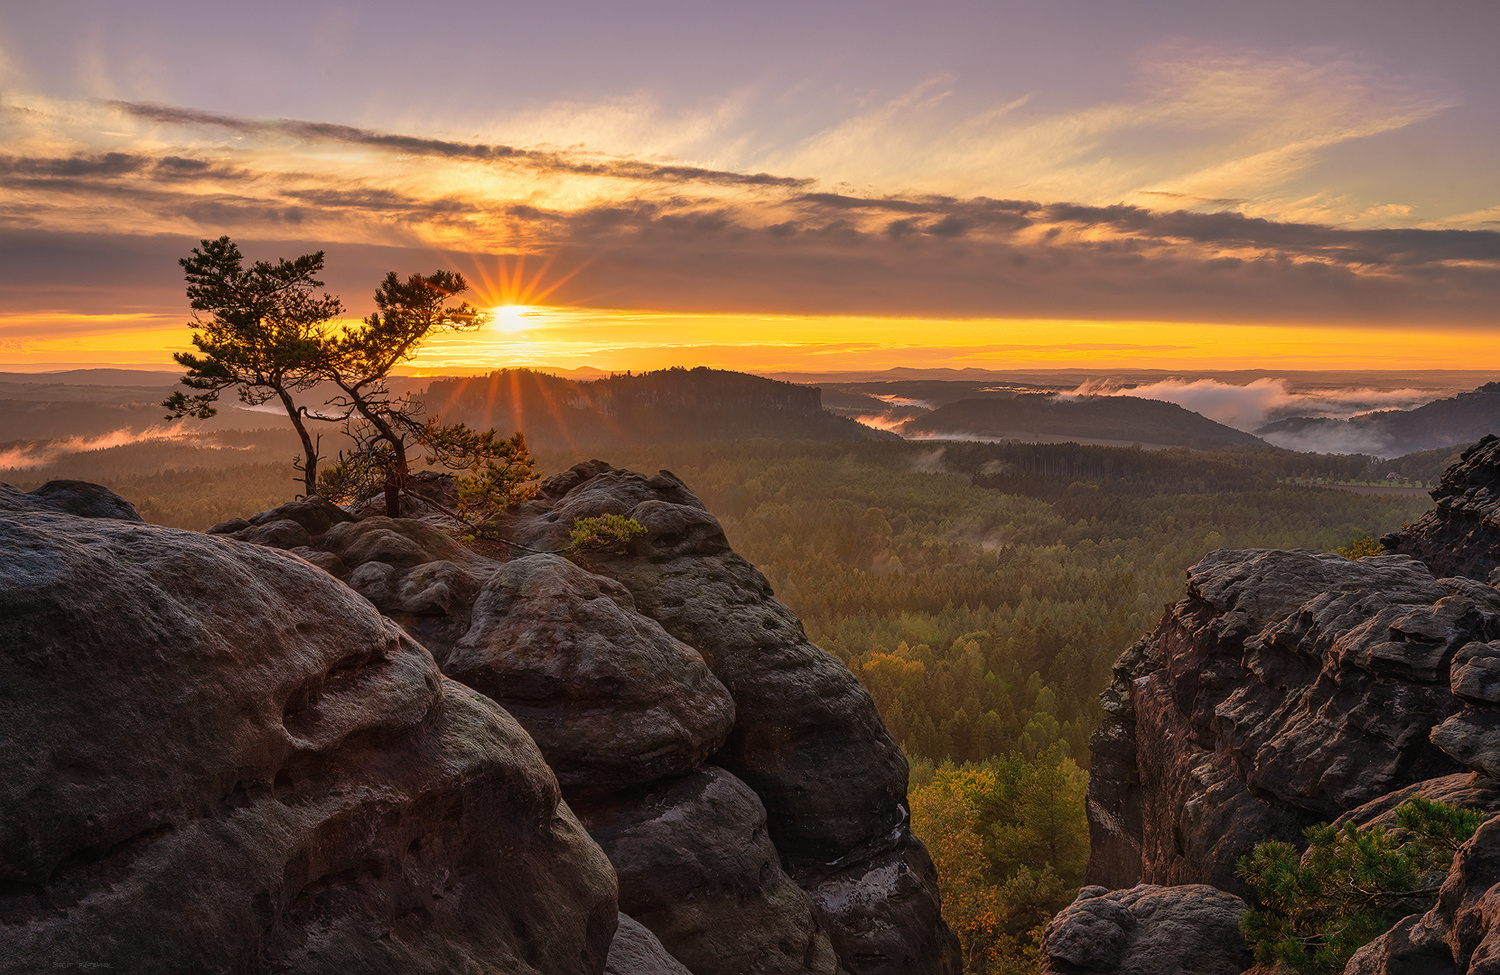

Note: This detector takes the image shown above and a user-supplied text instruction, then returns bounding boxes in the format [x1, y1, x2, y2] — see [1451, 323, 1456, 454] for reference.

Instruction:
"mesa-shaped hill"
[898, 392, 1273, 450]
[421, 367, 892, 449]
[1257, 380, 1500, 456]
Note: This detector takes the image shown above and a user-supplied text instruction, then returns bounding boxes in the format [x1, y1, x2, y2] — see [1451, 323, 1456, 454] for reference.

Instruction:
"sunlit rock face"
[40, 460, 959, 975]
[0, 483, 617, 975]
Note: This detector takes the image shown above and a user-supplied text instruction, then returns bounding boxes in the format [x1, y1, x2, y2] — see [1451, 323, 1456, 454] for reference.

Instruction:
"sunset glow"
[0, 1, 1494, 376]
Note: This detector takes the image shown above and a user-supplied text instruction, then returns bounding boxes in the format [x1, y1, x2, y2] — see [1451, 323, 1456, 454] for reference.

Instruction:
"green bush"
[1337, 535, 1385, 560]
[569, 514, 647, 554]
[1238, 797, 1482, 975]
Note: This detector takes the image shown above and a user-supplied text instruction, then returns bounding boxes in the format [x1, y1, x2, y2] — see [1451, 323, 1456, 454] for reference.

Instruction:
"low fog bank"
[1073, 378, 1439, 433]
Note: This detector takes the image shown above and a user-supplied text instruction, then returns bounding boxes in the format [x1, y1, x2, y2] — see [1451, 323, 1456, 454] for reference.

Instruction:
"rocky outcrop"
[1039, 884, 1252, 975]
[503, 461, 959, 975]
[444, 554, 735, 791]
[576, 767, 845, 975]
[1087, 547, 1500, 893]
[607, 915, 696, 975]
[1385, 434, 1500, 583]
[0, 486, 617, 974]
[14, 462, 958, 975]
[1, 478, 143, 521]
[1062, 438, 1500, 975]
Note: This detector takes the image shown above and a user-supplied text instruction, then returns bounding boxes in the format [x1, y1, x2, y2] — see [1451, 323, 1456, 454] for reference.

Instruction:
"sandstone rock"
[576, 766, 846, 975]
[1451, 642, 1500, 704]
[445, 554, 735, 791]
[0, 479, 142, 521]
[504, 461, 959, 975]
[1333, 773, 1500, 833]
[1385, 435, 1500, 582]
[0, 508, 617, 974]
[606, 914, 694, 975]
[1087, 548, 1500, 893]
[320, 517, 499, 660]
[220, 462, 959, 975]
[1039, 884, 1251, 975]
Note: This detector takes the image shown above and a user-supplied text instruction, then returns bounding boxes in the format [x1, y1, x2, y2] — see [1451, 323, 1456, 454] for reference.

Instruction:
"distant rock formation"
[0, 464, 958, 974]
[1048, 436, 1500, 975]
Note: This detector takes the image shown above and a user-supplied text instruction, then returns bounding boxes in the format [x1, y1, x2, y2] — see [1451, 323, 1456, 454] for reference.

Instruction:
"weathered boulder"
[1385, 434, 1500, 582]
[1087, 548, 1500, 893]
[319, 516, 499, 660]
[606, 914, 695, 975]
[1038, 884, 1251, 975]
[504, 461, 960, 975]
[0, 506, 617, 974]
[445, 554, 735, 791]
[1, 479, 142, 521]
[576, 766, 845, 975]
[209, 460, 960, 975]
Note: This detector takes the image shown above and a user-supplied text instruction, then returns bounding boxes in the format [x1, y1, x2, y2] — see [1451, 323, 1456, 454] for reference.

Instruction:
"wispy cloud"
[755, 46, 1455, 224]
[1, 87, 1496, 334]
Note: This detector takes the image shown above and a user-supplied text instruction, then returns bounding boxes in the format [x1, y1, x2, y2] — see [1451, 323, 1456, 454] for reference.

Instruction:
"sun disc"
[493, 305, 534, 333]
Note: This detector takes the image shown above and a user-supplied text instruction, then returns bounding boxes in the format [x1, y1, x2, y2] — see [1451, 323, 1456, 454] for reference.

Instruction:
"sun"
[492, 305, 535, 333]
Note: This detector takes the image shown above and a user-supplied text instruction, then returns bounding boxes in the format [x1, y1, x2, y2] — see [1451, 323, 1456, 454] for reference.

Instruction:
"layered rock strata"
[1054, 437, 1500, 975]
[1086, 548, 1500, 894]
[1385, 434, 1500, 583]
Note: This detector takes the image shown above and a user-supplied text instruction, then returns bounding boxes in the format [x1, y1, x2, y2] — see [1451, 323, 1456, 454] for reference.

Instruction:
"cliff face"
[1385, 434, 1500, 583]
[0, 465, 958, 975]
[1050, 439, 1500, 975]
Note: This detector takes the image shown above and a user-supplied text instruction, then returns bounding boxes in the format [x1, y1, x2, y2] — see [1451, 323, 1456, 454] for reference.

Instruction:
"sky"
[1, 0, 1498, 375]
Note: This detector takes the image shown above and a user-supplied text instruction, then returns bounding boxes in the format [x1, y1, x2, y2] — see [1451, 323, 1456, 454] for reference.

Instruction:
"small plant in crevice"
[568, 514, 647, 555]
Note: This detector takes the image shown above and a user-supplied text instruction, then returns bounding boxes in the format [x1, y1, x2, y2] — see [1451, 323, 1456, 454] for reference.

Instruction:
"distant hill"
[899, 392, 1273, 450]
[420, 367, 892, 448]
[1257, 381, 1500, 456]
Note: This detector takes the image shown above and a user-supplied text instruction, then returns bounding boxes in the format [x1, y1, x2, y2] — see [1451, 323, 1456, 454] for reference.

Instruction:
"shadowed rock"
[1346, 815, 1500, 975]
[1086, 548, 1500, 893]
[576, 767, 846, 975]
[445, 554, 735, 792]
[504, 461, 960, 975]
[0, 509, 617, 974]
[1039, 884, 1251, 975]
[205, 461, 960, 975]
[606, 914, 694, 975]
[1385, 434, 1500, 582]
[1, 479, 143, 521]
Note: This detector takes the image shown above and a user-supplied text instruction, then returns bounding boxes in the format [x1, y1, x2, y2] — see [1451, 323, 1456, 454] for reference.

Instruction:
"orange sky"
[1, 2, 1498, 376]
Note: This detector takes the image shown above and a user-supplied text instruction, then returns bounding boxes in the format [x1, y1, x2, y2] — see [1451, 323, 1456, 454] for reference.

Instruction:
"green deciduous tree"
[163, 236, 343, 496]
